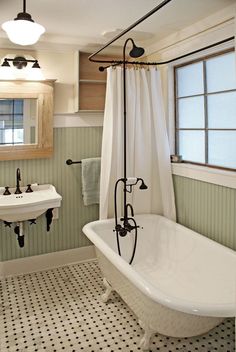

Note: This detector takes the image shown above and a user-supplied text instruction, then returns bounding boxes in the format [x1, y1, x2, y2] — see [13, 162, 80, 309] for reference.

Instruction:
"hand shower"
[126, 177, 148, 190]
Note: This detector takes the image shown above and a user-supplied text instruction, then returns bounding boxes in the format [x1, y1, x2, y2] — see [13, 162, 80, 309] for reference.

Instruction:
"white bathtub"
[83, 214, 236, 350]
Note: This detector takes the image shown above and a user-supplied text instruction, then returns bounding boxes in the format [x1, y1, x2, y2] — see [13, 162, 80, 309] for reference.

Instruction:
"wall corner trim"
[0, 245, 96, 278]
[53, 113, 104, 128]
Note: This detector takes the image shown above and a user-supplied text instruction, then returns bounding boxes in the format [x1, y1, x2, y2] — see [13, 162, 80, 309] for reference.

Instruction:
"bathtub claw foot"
[101, 277, 113, 303]
[138, 320, 155, 351]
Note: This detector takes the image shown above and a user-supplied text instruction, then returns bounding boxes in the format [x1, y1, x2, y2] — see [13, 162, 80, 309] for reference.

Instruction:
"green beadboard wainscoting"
[0, 127, 102, 261]
[173, 175, 236, 251]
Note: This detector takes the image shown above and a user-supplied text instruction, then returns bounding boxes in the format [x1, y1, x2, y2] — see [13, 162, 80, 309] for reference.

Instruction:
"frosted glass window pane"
[177, 62, 204, 97]
[209, 131, 236, 168]
[179, 131, 205, 163]
[178, 96, 205, 128]
[206, 52, 236, 93]
[208, 92, 236, 128]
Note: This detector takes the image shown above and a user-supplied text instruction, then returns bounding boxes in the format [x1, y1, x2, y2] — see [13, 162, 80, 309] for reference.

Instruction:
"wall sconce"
[1, 0, 45, 46]
[1, 56, 44, 80]
[2, 56, 40, 70]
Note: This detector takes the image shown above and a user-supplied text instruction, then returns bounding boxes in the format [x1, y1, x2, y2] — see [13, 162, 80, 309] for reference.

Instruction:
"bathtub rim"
[82, 214, 236, 318]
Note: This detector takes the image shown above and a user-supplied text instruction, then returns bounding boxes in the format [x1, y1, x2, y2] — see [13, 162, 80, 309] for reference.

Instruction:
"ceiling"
[0, 0, 235, 52]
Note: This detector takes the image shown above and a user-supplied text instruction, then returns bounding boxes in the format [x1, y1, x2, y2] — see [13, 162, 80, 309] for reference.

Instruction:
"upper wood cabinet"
[78, 52, 119, 112]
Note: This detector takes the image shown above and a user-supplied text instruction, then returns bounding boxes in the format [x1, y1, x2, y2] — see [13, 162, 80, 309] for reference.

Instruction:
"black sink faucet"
[15, 168, 22, 194]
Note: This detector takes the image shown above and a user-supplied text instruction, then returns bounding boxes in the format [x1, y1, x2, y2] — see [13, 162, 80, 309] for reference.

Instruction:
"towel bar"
[66, 159, 81, 165]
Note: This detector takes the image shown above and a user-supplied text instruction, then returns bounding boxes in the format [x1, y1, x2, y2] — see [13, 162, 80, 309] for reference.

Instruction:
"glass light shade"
[2, 19, 45, 46]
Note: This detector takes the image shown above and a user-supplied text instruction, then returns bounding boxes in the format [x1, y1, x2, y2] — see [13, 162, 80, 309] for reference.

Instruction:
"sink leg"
[17, 234, 24, 248]
[46, 208, 53, 231]
[14, 222, 24, 248]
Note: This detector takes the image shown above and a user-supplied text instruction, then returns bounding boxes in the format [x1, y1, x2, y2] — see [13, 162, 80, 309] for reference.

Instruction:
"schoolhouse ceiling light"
[1, 0, 45, 46]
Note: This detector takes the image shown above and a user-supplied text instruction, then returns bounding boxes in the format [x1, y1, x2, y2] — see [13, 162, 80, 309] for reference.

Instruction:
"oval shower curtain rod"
[98, 36, 235, 71]
[89, 0, 173, 63]
[88, 0, 234, 69]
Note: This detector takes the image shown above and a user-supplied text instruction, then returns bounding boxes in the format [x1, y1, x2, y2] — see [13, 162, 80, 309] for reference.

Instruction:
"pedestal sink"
[0, 184, 62, 222]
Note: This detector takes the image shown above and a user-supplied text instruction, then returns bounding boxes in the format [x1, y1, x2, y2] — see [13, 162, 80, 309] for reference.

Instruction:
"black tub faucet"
[15, 168, 22, 194]
[126, 203, 134, 217]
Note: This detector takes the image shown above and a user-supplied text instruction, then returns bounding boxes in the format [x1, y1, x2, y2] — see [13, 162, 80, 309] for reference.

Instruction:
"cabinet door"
[79, 81, 106, 111]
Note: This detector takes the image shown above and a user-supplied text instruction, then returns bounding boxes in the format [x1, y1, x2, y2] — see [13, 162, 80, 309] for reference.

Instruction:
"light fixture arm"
[1, 57, 41, 70]
[14, 0, 34, 23]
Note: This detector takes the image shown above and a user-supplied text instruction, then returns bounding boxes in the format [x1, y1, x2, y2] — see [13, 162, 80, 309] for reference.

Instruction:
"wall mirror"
[0, 80, 55, 160]
[0, 98, 38, 146]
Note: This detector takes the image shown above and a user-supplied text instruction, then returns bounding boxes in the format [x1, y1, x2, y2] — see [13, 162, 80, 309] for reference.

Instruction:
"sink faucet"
[15, 168, 22, 194]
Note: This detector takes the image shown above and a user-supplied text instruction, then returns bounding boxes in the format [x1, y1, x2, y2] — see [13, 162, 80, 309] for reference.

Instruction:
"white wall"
[0, 48, 77, 114]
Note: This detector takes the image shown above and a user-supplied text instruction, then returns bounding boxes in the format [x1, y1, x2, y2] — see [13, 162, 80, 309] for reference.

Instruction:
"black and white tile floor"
[0, 260, 235, 352]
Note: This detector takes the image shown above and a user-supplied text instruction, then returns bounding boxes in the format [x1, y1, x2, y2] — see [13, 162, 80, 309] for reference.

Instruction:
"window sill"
[172, 162, 236, 189]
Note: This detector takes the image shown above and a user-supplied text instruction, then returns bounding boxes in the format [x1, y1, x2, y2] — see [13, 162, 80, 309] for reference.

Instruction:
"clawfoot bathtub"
[83, 214, 236, 350]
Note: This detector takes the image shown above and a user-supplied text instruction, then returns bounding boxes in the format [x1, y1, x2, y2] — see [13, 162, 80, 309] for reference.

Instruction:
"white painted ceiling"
[0, 0, 235, 51]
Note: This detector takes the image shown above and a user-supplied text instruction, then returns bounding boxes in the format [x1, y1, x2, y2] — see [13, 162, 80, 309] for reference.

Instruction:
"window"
[0, 99, 24, 145]
[175, 50, 236, 169]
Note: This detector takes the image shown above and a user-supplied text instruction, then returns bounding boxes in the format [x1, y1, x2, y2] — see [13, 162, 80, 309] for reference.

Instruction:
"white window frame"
[167, 39, 236, 189]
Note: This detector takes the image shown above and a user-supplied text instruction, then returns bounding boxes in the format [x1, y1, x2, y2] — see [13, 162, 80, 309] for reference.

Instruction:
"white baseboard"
[0, 245, 96, 278]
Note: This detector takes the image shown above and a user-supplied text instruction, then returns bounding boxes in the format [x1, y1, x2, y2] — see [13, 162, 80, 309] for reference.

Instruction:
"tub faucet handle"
[115, 224, 127, 237]
[125, 220, 139, 232]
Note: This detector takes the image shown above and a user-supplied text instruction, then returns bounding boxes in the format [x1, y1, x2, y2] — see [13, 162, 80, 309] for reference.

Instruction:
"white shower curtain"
[99, 67, 176, 221]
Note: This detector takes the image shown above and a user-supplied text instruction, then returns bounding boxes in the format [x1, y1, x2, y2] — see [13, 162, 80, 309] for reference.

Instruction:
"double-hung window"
[175, 49, 236, 170]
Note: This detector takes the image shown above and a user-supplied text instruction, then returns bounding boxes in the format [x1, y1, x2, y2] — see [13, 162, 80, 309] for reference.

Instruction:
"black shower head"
[138, 178, 148, 190]
[129, 41, 145, 58]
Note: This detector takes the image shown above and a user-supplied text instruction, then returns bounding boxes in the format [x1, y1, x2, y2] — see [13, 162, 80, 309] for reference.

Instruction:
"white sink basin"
[0, 184, 62, 222]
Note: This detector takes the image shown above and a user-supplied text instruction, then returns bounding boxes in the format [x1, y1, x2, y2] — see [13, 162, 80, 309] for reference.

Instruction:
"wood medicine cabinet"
[0, 80, 55, 161]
